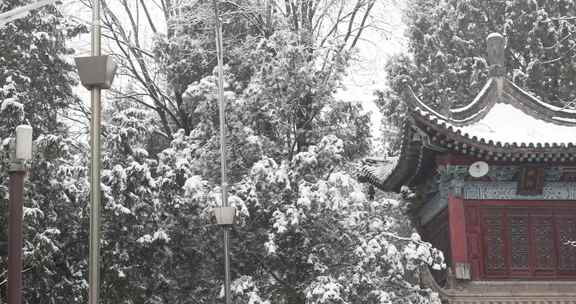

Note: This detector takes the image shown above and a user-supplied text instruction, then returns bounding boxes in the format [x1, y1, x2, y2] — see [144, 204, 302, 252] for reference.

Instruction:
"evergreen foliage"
[0, 1, 88, 303]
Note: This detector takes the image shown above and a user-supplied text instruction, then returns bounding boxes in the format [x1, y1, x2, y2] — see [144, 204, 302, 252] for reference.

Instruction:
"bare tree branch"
[139, 0, 158, 34]
[349, 0, 376, 50]
[338, 0, 362, 53]
[101, 0, 178, 137]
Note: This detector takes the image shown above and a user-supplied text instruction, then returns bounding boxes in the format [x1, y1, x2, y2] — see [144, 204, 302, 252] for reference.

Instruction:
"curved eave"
[410, 108, 576, 162]
[449, 78, 499, 124]
[405, 78, 576, 127]
[503, 80, 576, 126]
[404, 81, 497, 127]
[358, 121, 436, 192]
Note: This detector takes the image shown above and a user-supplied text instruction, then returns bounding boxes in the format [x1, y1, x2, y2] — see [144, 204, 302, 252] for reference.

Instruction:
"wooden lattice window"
[466, 202, 576, 279]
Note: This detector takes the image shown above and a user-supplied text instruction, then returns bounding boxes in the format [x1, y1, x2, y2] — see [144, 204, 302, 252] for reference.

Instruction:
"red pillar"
[8, 170, 25, 304]
[448, 192, 470, 279]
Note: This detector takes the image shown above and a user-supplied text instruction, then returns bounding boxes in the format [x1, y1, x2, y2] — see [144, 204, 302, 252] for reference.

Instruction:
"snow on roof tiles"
[457, 103, 576, 144]
[406, 78, 576, 147]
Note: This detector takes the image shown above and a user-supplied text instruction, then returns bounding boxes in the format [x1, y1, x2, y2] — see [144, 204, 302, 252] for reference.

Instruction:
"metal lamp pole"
[212, 1, 233, 303]
[75, 0, 117, 302]
[7, 125, 33, 304]
[88, 1, 103, 303]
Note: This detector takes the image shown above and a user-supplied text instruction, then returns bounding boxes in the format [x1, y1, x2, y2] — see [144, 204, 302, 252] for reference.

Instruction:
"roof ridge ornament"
[486, 33, 506, 77]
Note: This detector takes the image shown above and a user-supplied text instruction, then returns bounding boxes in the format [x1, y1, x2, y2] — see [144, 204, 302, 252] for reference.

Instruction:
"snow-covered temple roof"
[406, 77, 576, 146]
[359, 33, 576, 192]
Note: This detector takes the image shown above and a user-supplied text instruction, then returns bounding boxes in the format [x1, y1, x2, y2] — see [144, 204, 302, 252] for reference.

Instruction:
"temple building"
[359, 33, 576, 303]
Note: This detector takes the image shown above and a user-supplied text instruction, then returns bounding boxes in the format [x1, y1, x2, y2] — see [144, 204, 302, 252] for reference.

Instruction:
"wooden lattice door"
[466, 201, 576, 279]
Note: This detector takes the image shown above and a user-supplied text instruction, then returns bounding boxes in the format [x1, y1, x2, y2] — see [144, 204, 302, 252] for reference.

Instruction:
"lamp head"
[15, 124, 33, 161]
[75, 55, 117, 89]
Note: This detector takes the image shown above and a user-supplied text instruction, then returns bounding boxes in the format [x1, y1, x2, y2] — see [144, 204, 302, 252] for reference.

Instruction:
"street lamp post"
[7, 124, 33, 304]
[74, 0, 116, 302]
[211, 1, 235, 304]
